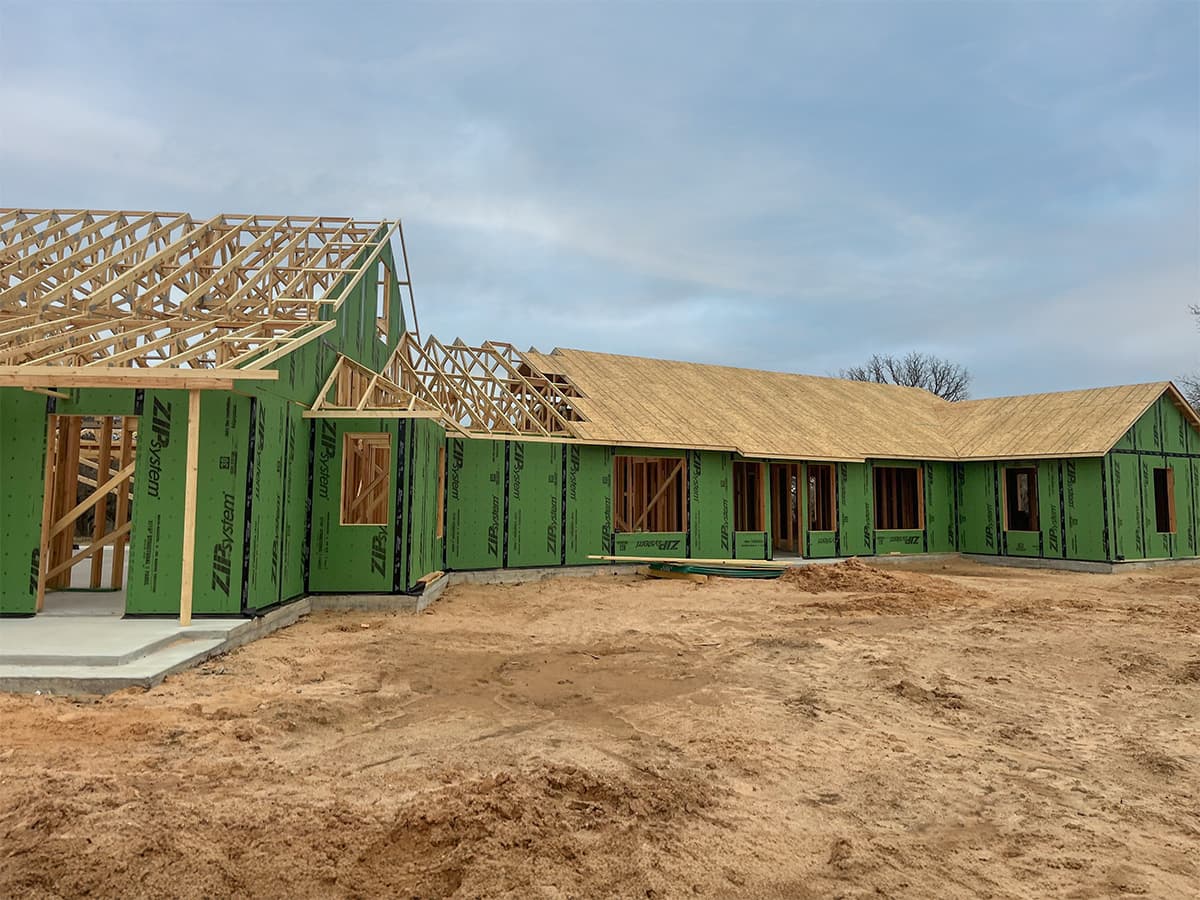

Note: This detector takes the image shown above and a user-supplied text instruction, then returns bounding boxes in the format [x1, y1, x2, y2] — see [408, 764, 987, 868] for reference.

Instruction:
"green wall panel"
[957, 462, 999, 555]
[1133, 402, 1161, 453]
[446, 437, 504, 570]
[837, 462, 873, 556]
[1037, 460, 1064, 559]
[506, 440, 562, 568]
[1109, 452, 1144, 560]
[566, 444, 613, 565]
[806, 531, 837, 558]
[279, 405, 310, 603]
[734, 531, 768, 560]
[613, 532, 685, 558]
[1063, 458, 1107, 561]
[1168, 456, 1196, 556]
[875, 530, 924, 554]
[245, 395, 288, 609]
[53, 388, 136, 417]
[0, 389, 47, 614]
[406, 418, 446, 584]
[189, 393, 250, 615]
[1005, 530, 1041, 557]
[127, 390, 188, 614]
[308, 418, 396, 593]
[1161, 396, 1192, 455]
[924, 462, 956, 553]
[688, 450, 731, 558]
[1140, 454, 1171, 559]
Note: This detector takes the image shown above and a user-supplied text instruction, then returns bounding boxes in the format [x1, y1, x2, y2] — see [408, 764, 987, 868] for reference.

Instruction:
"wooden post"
[90, 416, 114, 588]
[36, 416, 58, 612]
[179, 389, 202, 626]
[110, 417, 135, 590]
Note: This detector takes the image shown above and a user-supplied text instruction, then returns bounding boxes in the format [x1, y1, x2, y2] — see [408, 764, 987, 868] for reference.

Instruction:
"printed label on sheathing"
[146, 397, 172, 499]
[317, 420, 336, 501]
[450, 440, 464, 501]
[28, 548, 39, 596]
[211, 492, 236, 595]
[370, 527, 388, 576]
[633, 538, 681, 551]
[488, 494, 501, 558]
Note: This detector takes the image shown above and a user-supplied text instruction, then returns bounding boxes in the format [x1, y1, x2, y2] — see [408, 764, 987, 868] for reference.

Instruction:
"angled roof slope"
[524, 347, 958, 461]
[523, 347, 1199, 462]
[941, 382, 1197, 459]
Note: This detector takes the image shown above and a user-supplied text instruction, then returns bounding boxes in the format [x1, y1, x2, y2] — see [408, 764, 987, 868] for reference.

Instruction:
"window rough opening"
[807, 464, 836, 531]
[733, 461, 765, 531]
[1154, 467, 1176, 534]
[613, 456, 686, 533]
[873, 466, 923, 531]
[1003, 466, 1040, 532]
[341, 433, 391, 525]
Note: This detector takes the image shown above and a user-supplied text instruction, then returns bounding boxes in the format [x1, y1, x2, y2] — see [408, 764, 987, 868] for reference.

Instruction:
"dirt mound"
[781, 558, 916, 593]
[353, 760, 718, 896]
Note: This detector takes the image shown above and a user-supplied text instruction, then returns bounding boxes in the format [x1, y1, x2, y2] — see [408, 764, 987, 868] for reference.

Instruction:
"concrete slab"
[0, 600, 310, 695]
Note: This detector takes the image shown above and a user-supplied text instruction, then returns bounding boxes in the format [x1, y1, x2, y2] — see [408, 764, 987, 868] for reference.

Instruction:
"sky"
[1, 0, 1197, 398]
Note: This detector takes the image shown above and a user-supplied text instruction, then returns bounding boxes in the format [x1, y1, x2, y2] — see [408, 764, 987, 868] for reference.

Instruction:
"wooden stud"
[178, 389, 201, 626]
[35, 415, 57, 611]
[110, 417, 135, 590]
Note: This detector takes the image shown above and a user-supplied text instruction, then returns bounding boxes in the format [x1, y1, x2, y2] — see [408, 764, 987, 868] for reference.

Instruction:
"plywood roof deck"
[522, 347, 1200, 462]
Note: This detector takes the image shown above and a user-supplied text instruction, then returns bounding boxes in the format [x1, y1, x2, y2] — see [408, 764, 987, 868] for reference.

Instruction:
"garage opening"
[1004, 466, 1039, 532]
[613, 456, 686, 533]
[874, 466, 923, 530]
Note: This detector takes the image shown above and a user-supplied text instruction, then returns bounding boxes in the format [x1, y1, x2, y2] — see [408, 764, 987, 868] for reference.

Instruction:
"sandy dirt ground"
[2, 559, 1199, 898]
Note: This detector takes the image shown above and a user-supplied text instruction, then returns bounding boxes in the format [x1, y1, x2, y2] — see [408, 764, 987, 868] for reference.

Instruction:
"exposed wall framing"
[613, 456, 687, 533]
[37, 414, 137, 607]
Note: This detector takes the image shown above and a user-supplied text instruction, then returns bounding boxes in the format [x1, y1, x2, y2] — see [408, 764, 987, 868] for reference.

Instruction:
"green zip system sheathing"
[958, 458, 1110, 563]
[566, 444, 613, 565]
[0, 389, 48, 614]
[506, 440, 563, 568]
[125, 390, 254, 614]
[126, 390, 187, 614]
[688, 450, 732, 559]
[1106, 394, 1200, 561]
[446, 437, 504, 570]
[837, 461, 874, 557]
[405, 418, 446, 584]
[309, 418, 398, 594]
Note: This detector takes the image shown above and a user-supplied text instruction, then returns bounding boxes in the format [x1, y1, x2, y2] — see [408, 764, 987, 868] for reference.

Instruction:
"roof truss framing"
[0, 209, 407, 375]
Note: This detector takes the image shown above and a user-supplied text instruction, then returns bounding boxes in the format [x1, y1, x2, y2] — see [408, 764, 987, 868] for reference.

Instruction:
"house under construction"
[3, 208, 1199, 621]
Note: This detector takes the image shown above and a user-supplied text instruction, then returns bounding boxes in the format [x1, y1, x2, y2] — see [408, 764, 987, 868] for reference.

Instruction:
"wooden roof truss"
[305, 354, 443, 420]
[0, 209, 404, 376]
[382, 333, 585, 438]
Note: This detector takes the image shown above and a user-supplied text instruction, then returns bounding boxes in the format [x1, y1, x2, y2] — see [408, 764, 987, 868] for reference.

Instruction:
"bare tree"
[840, 351, 972, 402]
[1184, 305, 1200, 413]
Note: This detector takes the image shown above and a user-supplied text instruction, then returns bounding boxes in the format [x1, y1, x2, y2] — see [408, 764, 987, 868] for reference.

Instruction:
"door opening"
[770, 463, 801, 555]
[37, 415, 137, 613]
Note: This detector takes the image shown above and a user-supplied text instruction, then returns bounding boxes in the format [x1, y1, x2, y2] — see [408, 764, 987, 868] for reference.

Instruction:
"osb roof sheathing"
[524, 347, 957, 461]
[941, 382, 1191, 460]
[523, 348, 1198, 462]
